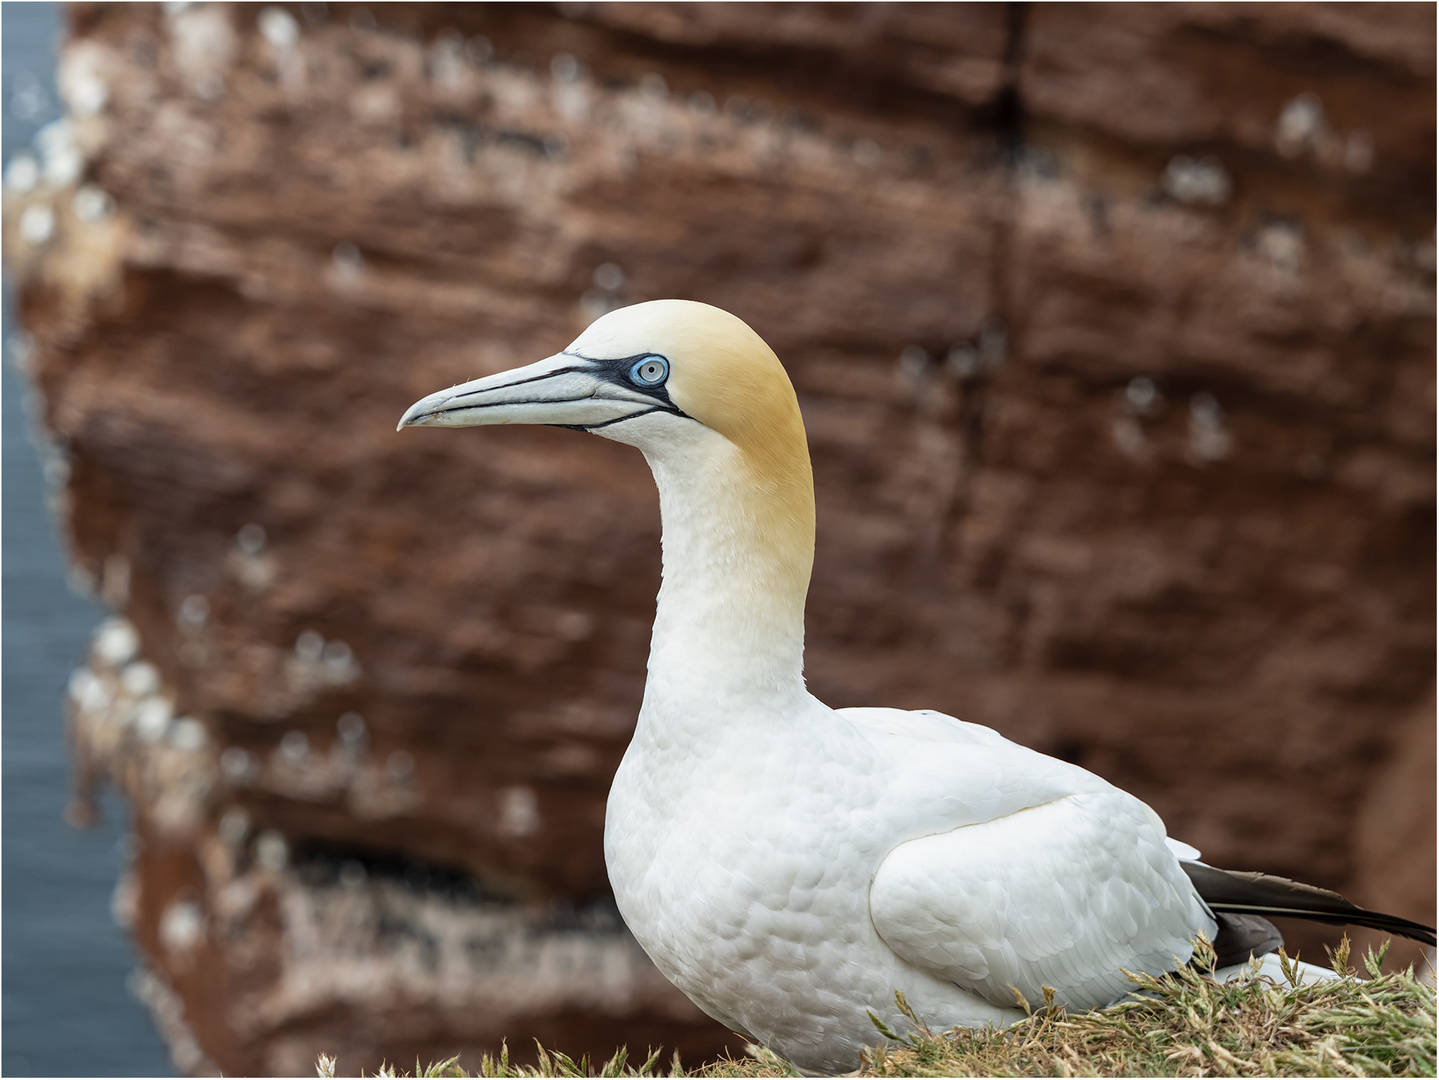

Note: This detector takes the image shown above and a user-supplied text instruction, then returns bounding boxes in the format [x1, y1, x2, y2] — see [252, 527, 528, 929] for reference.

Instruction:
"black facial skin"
[551, 350, 692, 431]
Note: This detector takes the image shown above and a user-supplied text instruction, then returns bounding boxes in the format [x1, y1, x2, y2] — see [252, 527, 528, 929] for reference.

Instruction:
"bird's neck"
[642, 427, 816, 715]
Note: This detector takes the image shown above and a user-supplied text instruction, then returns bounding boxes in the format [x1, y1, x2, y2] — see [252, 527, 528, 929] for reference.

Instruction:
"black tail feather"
[1181, 862, 1437, 949]
[1207, 912, 1285, 968]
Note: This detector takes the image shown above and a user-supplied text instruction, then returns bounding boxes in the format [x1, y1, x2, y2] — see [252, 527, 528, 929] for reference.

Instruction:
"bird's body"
[607, 701, 1210, 1070]
[401, 300, 1434, 1074]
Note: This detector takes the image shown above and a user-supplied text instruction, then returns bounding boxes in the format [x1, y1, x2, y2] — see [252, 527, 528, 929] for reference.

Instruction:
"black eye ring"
[628, 355, 669, 387]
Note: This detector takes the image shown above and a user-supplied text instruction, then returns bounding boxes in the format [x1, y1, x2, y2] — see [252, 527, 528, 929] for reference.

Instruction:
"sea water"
[2, 2, 174, 1073]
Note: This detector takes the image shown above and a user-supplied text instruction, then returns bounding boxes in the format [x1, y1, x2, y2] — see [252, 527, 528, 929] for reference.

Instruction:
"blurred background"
[2, 2, 1433, 1075]
[3, 2, 174, 1074]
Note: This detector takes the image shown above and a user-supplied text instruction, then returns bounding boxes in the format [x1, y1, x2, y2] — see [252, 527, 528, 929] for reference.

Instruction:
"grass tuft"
[324, 938, 1436, 1077]
[856, 939, 1434, 1078]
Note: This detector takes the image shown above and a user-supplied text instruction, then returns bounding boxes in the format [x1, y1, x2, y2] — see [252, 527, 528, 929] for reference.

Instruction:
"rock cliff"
[6, 2, 1433, 1074]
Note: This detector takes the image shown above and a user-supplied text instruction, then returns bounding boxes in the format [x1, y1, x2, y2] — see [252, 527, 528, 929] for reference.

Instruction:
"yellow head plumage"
[569, 299, 816, 598]
[580, 300, 807, 473]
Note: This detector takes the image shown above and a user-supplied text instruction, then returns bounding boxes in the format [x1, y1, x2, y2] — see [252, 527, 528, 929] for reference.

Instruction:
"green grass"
[854, 938, 1435, 1078]
[320, 937, 1436, 1078]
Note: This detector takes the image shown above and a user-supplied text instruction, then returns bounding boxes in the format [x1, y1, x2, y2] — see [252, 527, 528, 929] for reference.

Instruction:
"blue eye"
[629, 355, 669, 386]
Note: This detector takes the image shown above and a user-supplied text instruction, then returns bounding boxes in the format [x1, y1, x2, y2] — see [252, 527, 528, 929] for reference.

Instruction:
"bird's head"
[399, 299, 812, 504]
[402, 299, 817, 667]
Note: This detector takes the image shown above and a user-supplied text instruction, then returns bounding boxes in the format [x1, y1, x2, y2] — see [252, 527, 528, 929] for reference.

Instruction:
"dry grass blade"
[335, 939, 1435, 1077]
[860, 940, 1435, 1078]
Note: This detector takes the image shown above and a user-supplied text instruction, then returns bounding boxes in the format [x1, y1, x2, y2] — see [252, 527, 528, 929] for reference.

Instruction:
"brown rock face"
[8, 2, 1433, 1074]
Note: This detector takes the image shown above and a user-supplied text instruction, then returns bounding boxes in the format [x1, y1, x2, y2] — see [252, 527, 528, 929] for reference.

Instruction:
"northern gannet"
[400, 300, 1436, 1074]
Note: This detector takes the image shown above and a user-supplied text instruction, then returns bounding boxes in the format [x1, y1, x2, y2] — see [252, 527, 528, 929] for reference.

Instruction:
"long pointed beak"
[397, 354, 666, 432]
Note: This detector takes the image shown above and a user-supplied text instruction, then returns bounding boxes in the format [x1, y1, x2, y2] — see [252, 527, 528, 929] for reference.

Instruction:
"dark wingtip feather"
[1205, 913, 1285, 968]
[1182, 862, 1437, 949]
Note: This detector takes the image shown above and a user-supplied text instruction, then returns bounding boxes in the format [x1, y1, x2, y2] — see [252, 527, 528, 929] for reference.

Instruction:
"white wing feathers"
[851, 708, 1216, 1011]
[1165, 836, 1203, 862]
[839, 706, 1015, 748]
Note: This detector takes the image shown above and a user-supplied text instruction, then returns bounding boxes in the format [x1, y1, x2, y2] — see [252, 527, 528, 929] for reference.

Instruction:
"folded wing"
[869, 790, 1214, 1010]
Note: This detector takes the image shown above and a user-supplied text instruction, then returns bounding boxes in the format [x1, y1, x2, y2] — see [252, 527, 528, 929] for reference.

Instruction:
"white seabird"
[400, 299, 1435, 1074]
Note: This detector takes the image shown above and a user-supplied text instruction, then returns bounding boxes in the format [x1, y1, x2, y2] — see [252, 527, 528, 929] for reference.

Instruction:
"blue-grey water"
[3, 3, 173, 1074]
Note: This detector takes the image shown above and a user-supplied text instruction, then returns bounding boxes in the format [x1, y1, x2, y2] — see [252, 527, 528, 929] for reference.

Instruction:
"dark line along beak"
[397, 354, 671, 432]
